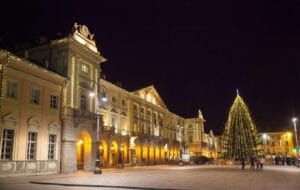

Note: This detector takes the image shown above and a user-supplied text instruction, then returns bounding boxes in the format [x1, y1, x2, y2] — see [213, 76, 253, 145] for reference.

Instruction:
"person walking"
[255, 157, 261, 170]
[241, 157, 245, 170]
[250, 156, 255, 170]
[260, 157, 265, 170]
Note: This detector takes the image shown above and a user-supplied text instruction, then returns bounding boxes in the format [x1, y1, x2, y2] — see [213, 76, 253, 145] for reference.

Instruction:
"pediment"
[132, 85, 168, 109]
[2, 113, 18, 128]
[28, 117, 41, 131]
[49, 121, 60, 129]
[28, 117, 41, 126]
[3, 113, 17, 122]
[111, 108, 118, 114]
[49, 121, 60, 134]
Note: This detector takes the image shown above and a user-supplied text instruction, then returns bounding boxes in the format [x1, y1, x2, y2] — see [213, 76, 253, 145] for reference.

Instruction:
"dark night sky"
[1, 1, 300, 134]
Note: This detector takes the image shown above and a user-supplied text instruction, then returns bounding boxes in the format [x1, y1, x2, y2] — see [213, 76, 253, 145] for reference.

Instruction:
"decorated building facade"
[0, 23, 218, 176]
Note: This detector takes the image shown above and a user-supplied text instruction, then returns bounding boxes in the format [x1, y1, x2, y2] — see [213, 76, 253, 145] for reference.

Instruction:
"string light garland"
[221, 93, 262, 160]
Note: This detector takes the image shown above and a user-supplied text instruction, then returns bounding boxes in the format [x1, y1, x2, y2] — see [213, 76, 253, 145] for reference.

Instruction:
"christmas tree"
[221, 91, 261, 160]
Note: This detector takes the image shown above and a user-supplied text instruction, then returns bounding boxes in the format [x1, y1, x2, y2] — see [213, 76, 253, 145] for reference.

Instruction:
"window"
[81, 63, 89, 73]
[140, 107, 144, 113]
[50, 95, 59, 109]
[31, 89, 40, 104]
[1, 129, 14, 160]
[48, 135, 56, 160]
[81, 95, 87, 110]
[112, 96, 117, 103]
[112, 117, 116, 128]
[122, 100, 125, 107]
[6, 81, 18, 99]
[133, 104, 137, 111]
[27, 132, 38, 160]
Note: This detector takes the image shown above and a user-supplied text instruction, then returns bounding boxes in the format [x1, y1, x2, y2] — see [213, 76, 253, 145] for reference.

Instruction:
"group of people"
[235, 156, 265, 170]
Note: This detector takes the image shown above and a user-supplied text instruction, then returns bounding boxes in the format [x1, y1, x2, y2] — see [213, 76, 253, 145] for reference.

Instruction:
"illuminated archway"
[110, 141, 118, 167]
[120, 143, 128, 164]
[142, 144, 148, 162]
[135, 143, 141, 163]
[100, 140, 108, 168]
[155, 146, 160, 162]
[76, 130, 92, 171]
[149, 145, 155, 162]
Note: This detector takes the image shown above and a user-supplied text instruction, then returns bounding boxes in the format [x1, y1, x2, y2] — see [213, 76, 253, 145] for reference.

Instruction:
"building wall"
[259, 131, 295, 156]
[1, 23, 218, 176]
[0, 50, 65, 177]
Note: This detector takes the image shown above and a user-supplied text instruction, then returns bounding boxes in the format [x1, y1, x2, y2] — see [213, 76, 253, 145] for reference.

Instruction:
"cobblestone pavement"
[0, 165, 300, 190]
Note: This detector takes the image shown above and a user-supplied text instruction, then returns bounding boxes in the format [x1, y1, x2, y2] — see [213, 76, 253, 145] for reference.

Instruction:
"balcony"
[102, 126, 115, 133]
[73, 108, 98, 120]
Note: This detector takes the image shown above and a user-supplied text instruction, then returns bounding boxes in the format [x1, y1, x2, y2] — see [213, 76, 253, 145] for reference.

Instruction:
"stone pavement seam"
[30, 181, 184, 190]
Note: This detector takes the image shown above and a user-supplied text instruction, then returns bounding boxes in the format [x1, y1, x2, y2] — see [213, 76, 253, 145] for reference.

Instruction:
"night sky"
[1, 1, 300, 134]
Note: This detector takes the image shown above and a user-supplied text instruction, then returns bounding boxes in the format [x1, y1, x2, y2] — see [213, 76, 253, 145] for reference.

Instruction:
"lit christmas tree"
[221, 91, 262, 160]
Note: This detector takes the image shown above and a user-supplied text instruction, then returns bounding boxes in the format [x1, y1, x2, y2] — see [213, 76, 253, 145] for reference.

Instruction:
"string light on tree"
[221, 90, 262, 160]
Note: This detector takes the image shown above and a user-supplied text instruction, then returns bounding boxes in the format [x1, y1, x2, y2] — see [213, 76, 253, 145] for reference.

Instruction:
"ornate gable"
[132, 85, 168, 110]
[2, 113, 18, 128]
[28, 117, 41, 131]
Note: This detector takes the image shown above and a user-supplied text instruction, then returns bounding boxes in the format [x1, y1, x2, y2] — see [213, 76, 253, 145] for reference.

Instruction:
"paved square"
[0, 165, 300, 190]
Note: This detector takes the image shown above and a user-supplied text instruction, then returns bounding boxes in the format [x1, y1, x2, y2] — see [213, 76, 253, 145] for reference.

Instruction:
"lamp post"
[292, 117, 299, 166]
[90, 82, 107, 174]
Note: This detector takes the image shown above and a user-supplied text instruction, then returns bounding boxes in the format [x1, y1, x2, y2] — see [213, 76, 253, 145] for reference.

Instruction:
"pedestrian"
[250, 156, 255, 170]
[241, 157, 245, 170]
[260, 157, 265, 170]
[255, 158, 261, 170]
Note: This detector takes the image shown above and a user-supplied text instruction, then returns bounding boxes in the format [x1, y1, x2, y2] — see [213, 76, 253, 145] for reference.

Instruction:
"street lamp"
[292, 117, 299, 166]
[92, 83, 107, 174]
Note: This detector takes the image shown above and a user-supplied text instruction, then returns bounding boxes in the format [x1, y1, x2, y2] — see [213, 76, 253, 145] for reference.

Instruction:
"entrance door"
[76, 140, 84, 170]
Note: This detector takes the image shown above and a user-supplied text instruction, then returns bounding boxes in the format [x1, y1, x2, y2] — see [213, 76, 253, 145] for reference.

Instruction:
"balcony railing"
[73, 108, 98, 120]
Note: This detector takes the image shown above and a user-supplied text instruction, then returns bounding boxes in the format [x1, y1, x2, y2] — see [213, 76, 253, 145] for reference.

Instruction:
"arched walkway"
[100, 140, 108, 168]
[110, 141, 118, 167]
[76, 130, 92, 171]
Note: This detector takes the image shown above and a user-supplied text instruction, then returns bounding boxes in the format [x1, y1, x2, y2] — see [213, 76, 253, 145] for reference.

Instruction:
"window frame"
[81, 63, 89, 74]
[48, 134, 56, 160]
[50, 94, 59, 109]
[31, 88, 41, 105]
[6, 81, 18, 99]
[27, 132, 38, 160]
[0, 129, 15, 160]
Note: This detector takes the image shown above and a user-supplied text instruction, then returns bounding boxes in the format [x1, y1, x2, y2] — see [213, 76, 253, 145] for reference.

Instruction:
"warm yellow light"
[99, 145, 103, 150]
[121, 130, 127, 136]
[77, 140, 83, 145]
[286, 132, 292, 138]
[120, 146, 124, 151]
[111, 146, 115, 150]
[89, 92, 95, 97]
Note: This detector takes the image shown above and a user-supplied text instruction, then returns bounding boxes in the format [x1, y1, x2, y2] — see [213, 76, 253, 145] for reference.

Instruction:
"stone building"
[0, 50, 65, 176]
[259, 131, 295, 157]
[0, 23, 218, 176]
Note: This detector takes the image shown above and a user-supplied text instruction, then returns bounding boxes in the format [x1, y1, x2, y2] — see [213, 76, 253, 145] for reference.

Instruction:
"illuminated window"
[48, 135, 56, 160]
[31, 89, 40, 104]
[81, 63, 89, 73]
[1, 129, 14, 160]
[50, 95, 59, 109]
[6, 81, 18, 99]
[81, 95, 87, 110]
[27, 132, 38, 160]
[112, 117, 116, 128]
